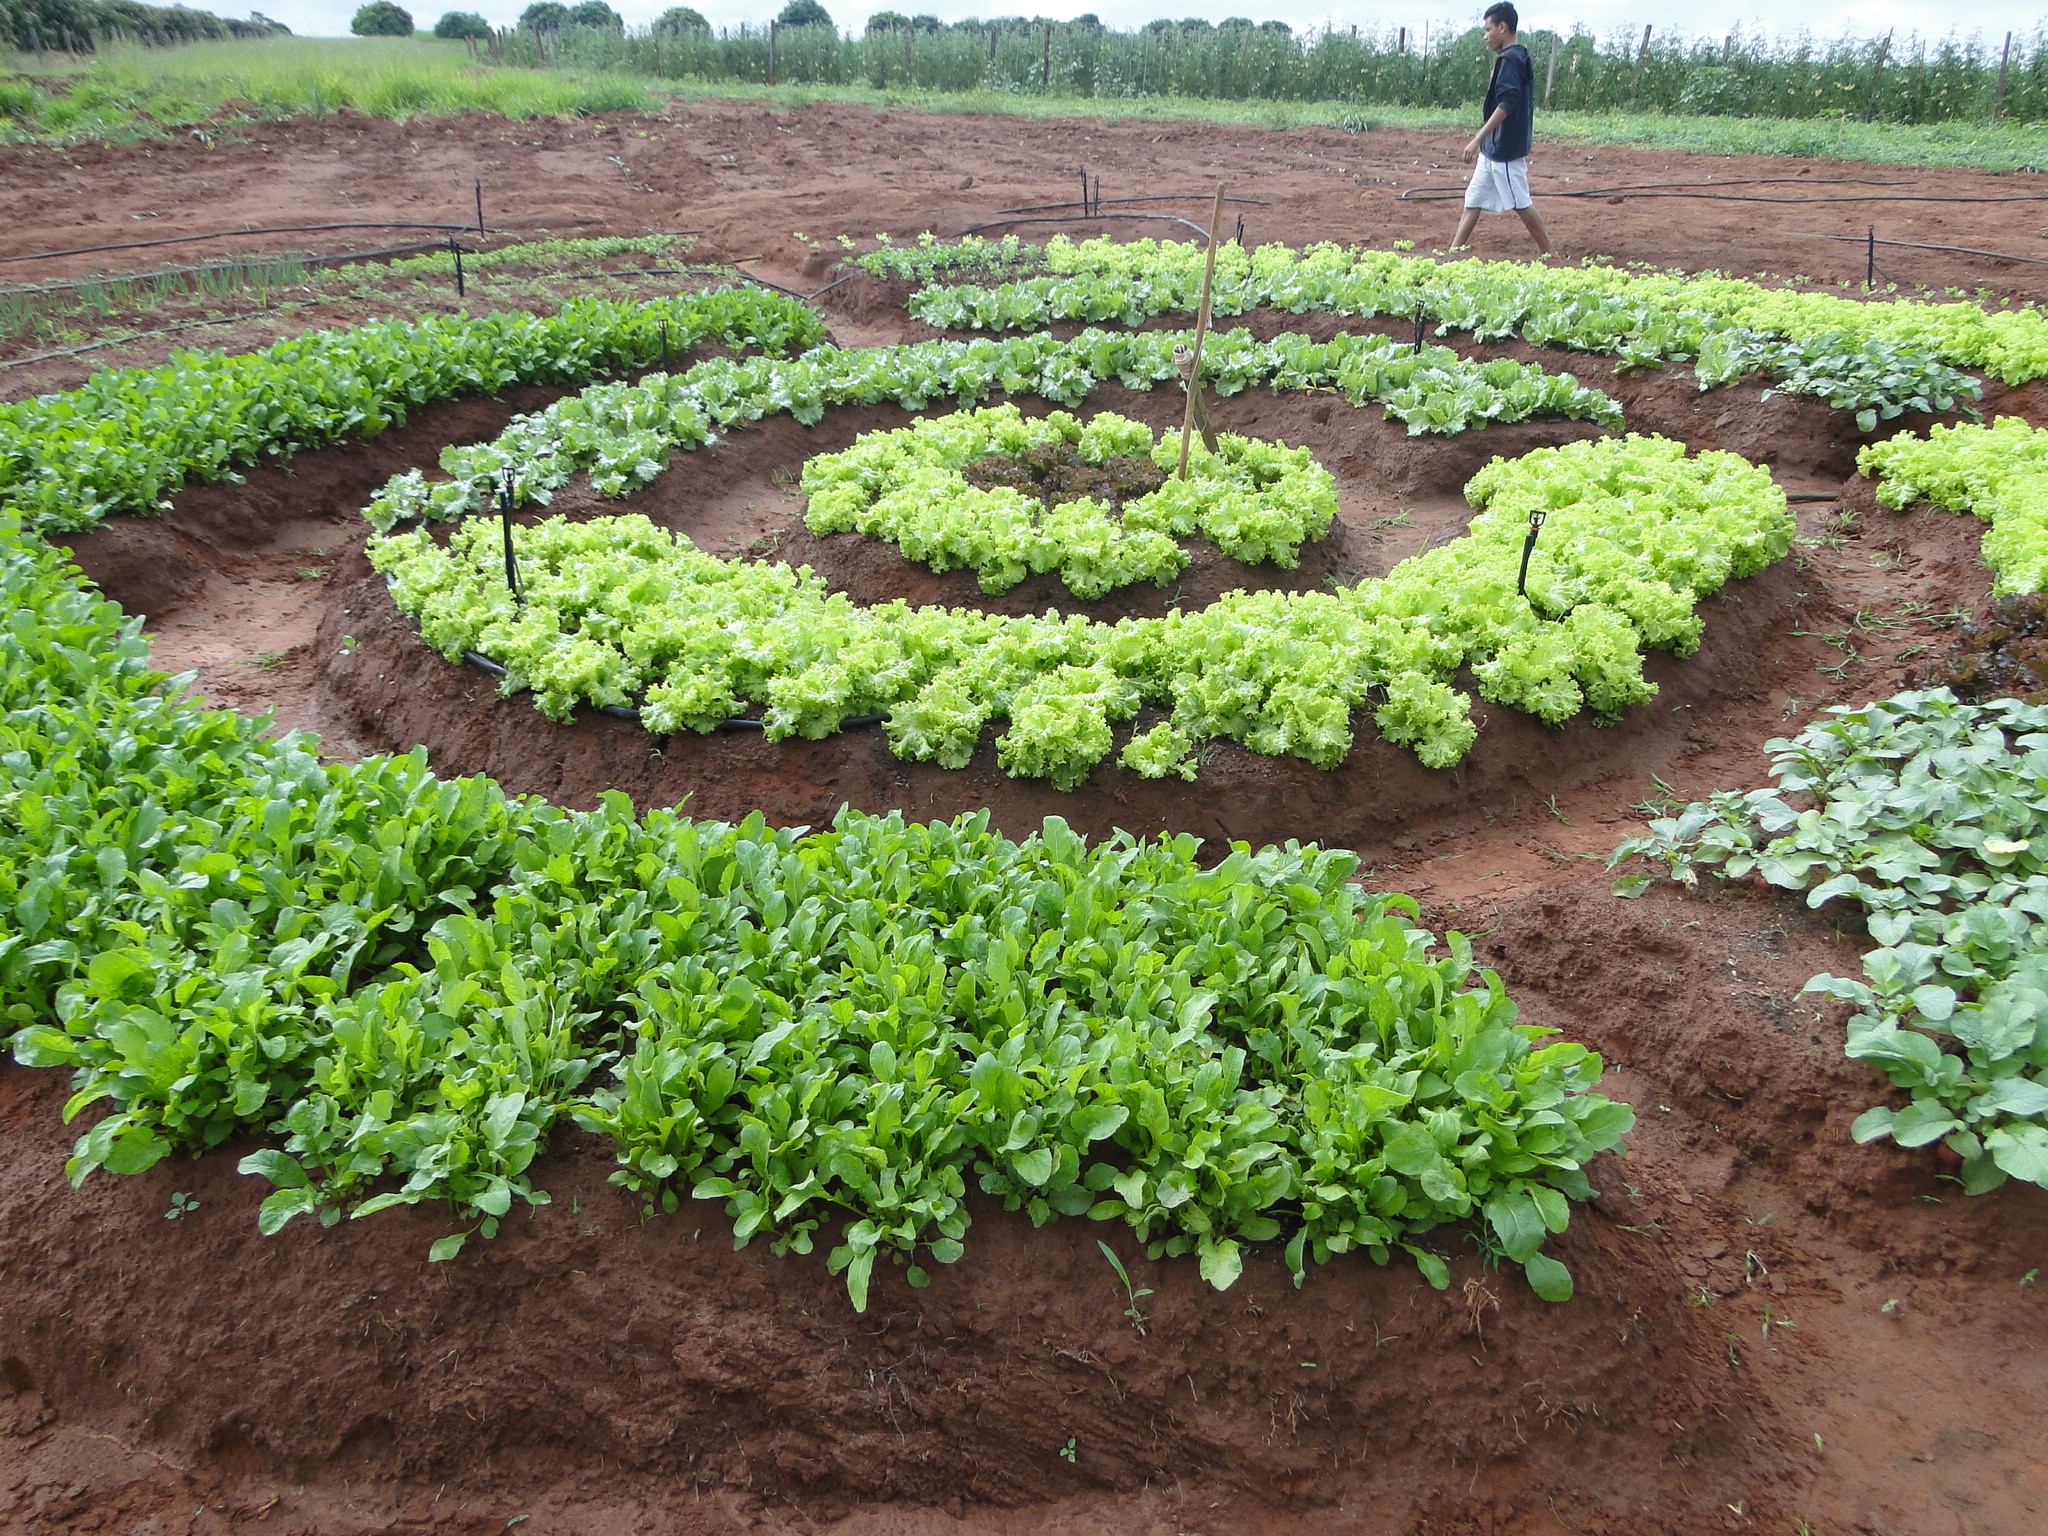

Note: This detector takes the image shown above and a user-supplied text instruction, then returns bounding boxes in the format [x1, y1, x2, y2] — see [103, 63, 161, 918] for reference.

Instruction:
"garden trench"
[7, 115, 2048, 1535]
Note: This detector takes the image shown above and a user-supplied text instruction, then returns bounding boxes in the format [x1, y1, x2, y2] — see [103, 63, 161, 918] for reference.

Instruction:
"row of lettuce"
[0, 280, 1639, 1300]
[871, 235, 1997, 430]
[376, 431, 1791, 779]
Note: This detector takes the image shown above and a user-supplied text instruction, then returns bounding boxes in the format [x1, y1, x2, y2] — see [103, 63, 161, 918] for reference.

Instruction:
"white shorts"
[1464, 155, 1532, 213]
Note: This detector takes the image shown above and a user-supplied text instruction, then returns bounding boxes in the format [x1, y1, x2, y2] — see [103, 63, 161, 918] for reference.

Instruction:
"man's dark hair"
[1483, 2, 1518, 31]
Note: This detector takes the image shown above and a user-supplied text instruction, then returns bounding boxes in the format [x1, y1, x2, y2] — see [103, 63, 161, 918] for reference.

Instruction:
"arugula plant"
[0, 521, 1630, 1304]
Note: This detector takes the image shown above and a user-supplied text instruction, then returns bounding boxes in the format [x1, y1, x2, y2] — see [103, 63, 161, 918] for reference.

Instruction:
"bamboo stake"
[1177, 184, 1227, 482]
[1628, 25, 1651, 105]
[1543, 35, 1558, 110]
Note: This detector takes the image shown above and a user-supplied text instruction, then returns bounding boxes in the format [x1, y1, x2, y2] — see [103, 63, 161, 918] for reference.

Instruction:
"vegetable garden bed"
[8, 213, 2048, 1536]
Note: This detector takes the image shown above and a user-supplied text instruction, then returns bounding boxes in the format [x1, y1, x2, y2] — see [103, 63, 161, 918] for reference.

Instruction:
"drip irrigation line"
[0, 221, 490, 266]
[726, 259, 814, 302]
[0, 239, 471, 301]
[0, 312, 248, 370]
[1786, 492, 1844, 502]
[1398, 184, 2048, 205]
[956, 212, 1215, 242]
[993, 192, 1272, 215]
[1791, 231, 2048, 267]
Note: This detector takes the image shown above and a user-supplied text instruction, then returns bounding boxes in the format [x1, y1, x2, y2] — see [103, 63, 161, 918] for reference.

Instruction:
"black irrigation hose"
[0, 221, 491, 266]
[0, 238, 465, 301]
[956, 212, 1216, 242]
[1791, 231, 2048, 268]
[1398, 184, 2048, 205]
[994, 192, 1272, 215]
[0, 312, 248, 370]
[459, 649, 888, 732]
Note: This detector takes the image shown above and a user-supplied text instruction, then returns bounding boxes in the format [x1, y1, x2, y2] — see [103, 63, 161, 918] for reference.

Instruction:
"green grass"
[4, 36, 2047, 173]
[0, 36, 657, 140]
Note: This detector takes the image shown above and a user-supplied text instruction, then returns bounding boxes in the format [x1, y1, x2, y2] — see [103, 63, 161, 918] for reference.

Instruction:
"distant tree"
[1177, 17, 1212, 31]
[350, 1, 414, 35]
[1217, 16, 1254, 30]
[433, 9, 491, 38]
[1070, 12, 1101, 28]
[774, 0, 832, 27]
[1258, 18, 1291, 34]
[652, 6, 709, 29]
[865, 9, 908, 31]
[1141, 18, 1175, 36]
[519, 1, 568, 30]
[565, 0, 619, 26]
[909, 13, 940, 30]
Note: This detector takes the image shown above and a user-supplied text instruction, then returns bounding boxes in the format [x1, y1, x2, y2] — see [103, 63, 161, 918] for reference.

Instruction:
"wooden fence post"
[1544, 35, 1558, 110]
[1041, 22, 1051, 90]
[768, 20, 778, 86]
[1628, 24, 1652, 105]
[1397, 26, 1405, 55]
[1994, 30, 2014, 123]
[1864, 30, 1892, 121]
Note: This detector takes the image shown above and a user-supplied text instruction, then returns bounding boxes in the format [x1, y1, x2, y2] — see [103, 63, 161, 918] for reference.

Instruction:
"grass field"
[2, 36, 2046, 173]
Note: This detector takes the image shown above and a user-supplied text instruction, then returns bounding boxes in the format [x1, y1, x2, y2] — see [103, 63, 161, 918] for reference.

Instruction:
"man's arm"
[1463, 105, 1507, 161]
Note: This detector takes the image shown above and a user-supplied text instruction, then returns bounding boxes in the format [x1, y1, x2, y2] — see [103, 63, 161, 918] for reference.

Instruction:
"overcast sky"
[247, 2, 2048, 50]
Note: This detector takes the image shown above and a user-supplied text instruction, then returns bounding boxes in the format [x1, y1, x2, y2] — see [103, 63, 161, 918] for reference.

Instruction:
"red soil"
[6, 102, 2048, 1536]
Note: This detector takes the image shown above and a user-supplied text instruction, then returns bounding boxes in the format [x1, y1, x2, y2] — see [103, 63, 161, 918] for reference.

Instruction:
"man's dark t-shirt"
[1482, 42, 1535, 162]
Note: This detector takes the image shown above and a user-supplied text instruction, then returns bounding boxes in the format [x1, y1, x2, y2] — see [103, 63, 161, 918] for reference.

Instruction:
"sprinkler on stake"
[449, 234, 465, 299]
[659, 316, 670, 370]
[498, 468, 523, 607]
[1413, 304, 1427, 351]
[1516, 508, 1547, 602]
[475, 179, 485, 238]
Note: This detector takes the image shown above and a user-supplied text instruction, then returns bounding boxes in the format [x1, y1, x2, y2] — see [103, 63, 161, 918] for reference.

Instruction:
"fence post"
[1041, 22, 1051, 91]
[1397, 26, 1405, 55]
[768, 21, 778, 86]
[1994, 30, 2014, 123]
[1864, 30, 1892, 121]
[1543, 35, 1558, 110]
[903, 25, 911, 83]
[1628, 24, 1652, 106]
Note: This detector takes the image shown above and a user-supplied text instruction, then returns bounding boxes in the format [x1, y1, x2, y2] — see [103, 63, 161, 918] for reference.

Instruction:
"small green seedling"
[164, 1191, 199, 1220]
[1098, 1240, 1153, 1336]
[1058, 1436, 1077, 1464]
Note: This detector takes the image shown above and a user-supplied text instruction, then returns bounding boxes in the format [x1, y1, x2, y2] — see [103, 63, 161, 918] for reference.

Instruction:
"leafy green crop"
[801, 405, 1337, 598]
[363, 324, 1621, 533]
[0, 285, 825, 536]
[0, 514, 1630, 1302]
[896, 235, 2010, 410]
[1611, 690, 2048, 1193]
[1860, 418, 2048, 594]
[371, 434, 1791, 778]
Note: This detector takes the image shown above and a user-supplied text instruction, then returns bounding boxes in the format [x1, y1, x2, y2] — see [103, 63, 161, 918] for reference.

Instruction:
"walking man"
[1451, 3, 1554, 256]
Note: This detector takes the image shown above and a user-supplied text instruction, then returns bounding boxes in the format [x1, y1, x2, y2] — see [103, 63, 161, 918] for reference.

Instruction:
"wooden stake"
[1995, 31, 2014, 124]
[1865, 30, 1892, 122]
[1543, 35, 1558, 110]
[1628, 25, 1652, 105]
[1177, 184, 1227, 482]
